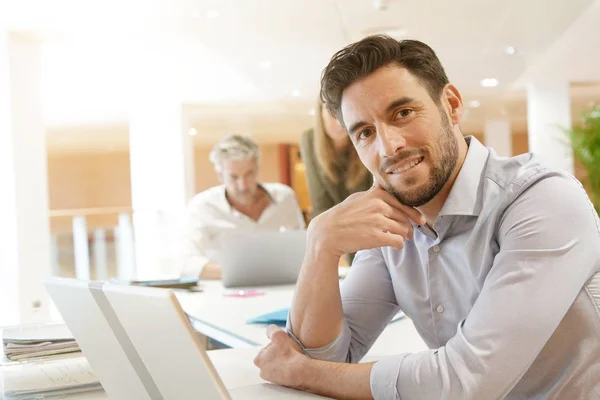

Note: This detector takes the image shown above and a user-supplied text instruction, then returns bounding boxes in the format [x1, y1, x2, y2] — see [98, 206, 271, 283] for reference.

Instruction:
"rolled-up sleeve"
[371, 174, 600, 399]
[287, 247, 400, 363]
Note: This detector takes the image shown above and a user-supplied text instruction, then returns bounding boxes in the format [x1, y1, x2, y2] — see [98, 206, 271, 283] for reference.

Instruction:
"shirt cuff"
[181, 255, 209, 278]
[370, 354, 407, 400]
[286, 315, 352, 363]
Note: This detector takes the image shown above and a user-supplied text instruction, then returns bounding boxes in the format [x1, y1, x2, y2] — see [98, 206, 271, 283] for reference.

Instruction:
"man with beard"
[181, 134, 305, 279]
[254, 36, 600, 399]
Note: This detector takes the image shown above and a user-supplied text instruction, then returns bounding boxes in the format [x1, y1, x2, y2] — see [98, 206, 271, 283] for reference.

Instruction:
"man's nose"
[376, 124, 406, 157]
[237, 178, 250, 191]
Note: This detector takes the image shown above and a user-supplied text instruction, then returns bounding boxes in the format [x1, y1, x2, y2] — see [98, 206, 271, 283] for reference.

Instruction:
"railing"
[49, 207, 136, 281]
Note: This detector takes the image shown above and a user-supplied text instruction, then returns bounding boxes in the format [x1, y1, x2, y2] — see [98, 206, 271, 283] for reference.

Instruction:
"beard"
[380, 112, 459, 207]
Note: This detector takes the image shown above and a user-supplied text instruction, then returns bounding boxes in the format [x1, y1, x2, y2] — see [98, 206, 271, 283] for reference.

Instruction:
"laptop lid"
[219, 230, 307, 288]
[45, 277, 158, 399]
[46, 277, 230, 400]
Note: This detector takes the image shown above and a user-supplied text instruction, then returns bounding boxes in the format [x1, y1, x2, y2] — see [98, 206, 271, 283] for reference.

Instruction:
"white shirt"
[181, 182, 306, 277]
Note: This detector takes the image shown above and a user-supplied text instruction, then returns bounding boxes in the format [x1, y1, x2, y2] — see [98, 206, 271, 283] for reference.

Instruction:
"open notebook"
[1, 357, 101, 400]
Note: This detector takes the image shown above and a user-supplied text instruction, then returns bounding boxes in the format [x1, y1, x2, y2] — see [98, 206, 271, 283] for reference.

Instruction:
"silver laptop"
[218, 230, 306, 288]
[45, 277, 325, 400]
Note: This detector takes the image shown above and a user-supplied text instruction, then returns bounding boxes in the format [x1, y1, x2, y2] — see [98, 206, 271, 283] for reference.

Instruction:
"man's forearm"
[291, 246, 345, 349]
[296, 356, 374, 400]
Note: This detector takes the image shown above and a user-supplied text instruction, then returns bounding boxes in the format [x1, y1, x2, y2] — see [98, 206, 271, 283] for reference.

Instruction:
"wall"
[47, 144, 282, 211]
[47, 151, 132, 210]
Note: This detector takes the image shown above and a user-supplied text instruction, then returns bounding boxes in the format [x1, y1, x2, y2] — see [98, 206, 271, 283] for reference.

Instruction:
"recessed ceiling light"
[189, 128, 198, 136]
[467, 100, 481, 108]
[291, 89, 301, 97]
[259, 60, 272, 69]
[505, 46, 517, 55]
[480, 78, 499, 88]
[373, 0, 390, 11]
[205, 10, 220, 19]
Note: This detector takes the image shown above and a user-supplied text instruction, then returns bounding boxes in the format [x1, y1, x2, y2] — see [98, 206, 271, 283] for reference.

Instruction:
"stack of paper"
[2, 324, 80, 362]
[1, 357, 102, 399]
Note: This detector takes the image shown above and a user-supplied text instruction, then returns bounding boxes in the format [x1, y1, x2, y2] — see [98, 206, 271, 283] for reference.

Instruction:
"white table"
[0, 348, 329, 399]
[177, 281, 428, 357]
[1, 281, 427, 399]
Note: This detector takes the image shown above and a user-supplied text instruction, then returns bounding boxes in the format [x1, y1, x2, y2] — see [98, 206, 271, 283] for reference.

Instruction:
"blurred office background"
[1, 0, 599, 326]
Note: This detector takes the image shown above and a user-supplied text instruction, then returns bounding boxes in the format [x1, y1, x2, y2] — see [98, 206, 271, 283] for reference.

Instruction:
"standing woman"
[300, 98, 372, 219]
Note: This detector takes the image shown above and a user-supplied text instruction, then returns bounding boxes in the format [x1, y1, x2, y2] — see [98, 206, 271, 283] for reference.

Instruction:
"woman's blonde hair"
[313, 97, 370, 189]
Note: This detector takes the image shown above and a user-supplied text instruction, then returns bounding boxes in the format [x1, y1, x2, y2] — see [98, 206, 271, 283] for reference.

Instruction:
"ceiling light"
[505, 46, 517, 55]
[205, 10, 220, 19]
[291, 89, 301, 97]
[191, 10, 201, 18]
[480, 78, 499, 88]
[189, 128, 198, 136]
[467, 100, 480, 108]
[373, 0, 390, 11]
[259, 60, 272, 69]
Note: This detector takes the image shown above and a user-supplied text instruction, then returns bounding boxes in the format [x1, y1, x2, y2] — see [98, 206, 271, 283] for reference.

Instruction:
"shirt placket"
[427, 216, 452, 347]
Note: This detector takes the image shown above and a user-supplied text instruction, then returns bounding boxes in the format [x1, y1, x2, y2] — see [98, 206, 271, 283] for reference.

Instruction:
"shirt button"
[436, 305, 444, 314]
[432, 245, 440, 253]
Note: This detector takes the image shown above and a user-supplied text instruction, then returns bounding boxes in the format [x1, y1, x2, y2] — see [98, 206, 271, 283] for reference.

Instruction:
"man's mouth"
[387, 156, 424, 174]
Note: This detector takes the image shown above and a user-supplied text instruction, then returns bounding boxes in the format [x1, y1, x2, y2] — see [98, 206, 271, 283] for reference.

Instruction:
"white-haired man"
[181, 134, 306, 279]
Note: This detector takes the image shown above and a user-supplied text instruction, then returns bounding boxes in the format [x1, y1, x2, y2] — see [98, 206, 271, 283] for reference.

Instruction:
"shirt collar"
[438, 136, 489, 217]
[219, 183, 276, 213]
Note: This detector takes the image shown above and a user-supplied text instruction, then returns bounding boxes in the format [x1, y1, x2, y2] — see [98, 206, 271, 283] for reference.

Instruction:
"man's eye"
[396, 109, 413, 119]
[358, 129, 373, 141]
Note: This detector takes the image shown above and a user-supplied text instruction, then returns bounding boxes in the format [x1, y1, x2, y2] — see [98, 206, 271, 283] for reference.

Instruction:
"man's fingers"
[377, 192, 426, 226]
[369, 183, 426, 225]
[382, 208, 415, 240]
[254, 346, 266, 367]
[266, 324, 281, 340]
[375, 230, 406, 250]
[378, 216, 413, 240]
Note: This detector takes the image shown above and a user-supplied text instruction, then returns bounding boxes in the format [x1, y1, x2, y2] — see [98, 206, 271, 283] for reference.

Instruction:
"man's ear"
[443, 83, 463, 125]
[216, 170, 224, 184]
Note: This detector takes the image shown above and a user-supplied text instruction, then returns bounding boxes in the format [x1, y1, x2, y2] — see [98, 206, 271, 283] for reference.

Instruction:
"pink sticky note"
[223, 290, 265, 298]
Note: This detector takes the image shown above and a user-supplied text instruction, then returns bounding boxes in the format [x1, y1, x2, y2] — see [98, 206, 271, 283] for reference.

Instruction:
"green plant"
[567, 105, 600, 212]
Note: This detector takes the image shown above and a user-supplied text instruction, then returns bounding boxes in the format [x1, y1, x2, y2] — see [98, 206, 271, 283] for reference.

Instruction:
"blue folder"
[247, 308, 290, 326]
[247, 308, 405, 326]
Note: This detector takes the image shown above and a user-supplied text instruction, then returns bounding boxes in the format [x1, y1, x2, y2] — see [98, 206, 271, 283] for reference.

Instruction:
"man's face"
[341, 64, 461, 207]
[219, 158, 259, 205]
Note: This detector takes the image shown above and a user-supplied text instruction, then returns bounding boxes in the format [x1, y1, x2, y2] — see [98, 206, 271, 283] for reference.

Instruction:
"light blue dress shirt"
[291, 137, 600, 399]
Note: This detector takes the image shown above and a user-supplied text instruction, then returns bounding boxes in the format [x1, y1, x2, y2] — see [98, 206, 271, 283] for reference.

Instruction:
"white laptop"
[45, 277, 326, 400]
[218, 230, 307, 288]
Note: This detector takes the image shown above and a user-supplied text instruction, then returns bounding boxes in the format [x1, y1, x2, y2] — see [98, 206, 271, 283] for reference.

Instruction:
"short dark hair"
[320, 35, 449, 120]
